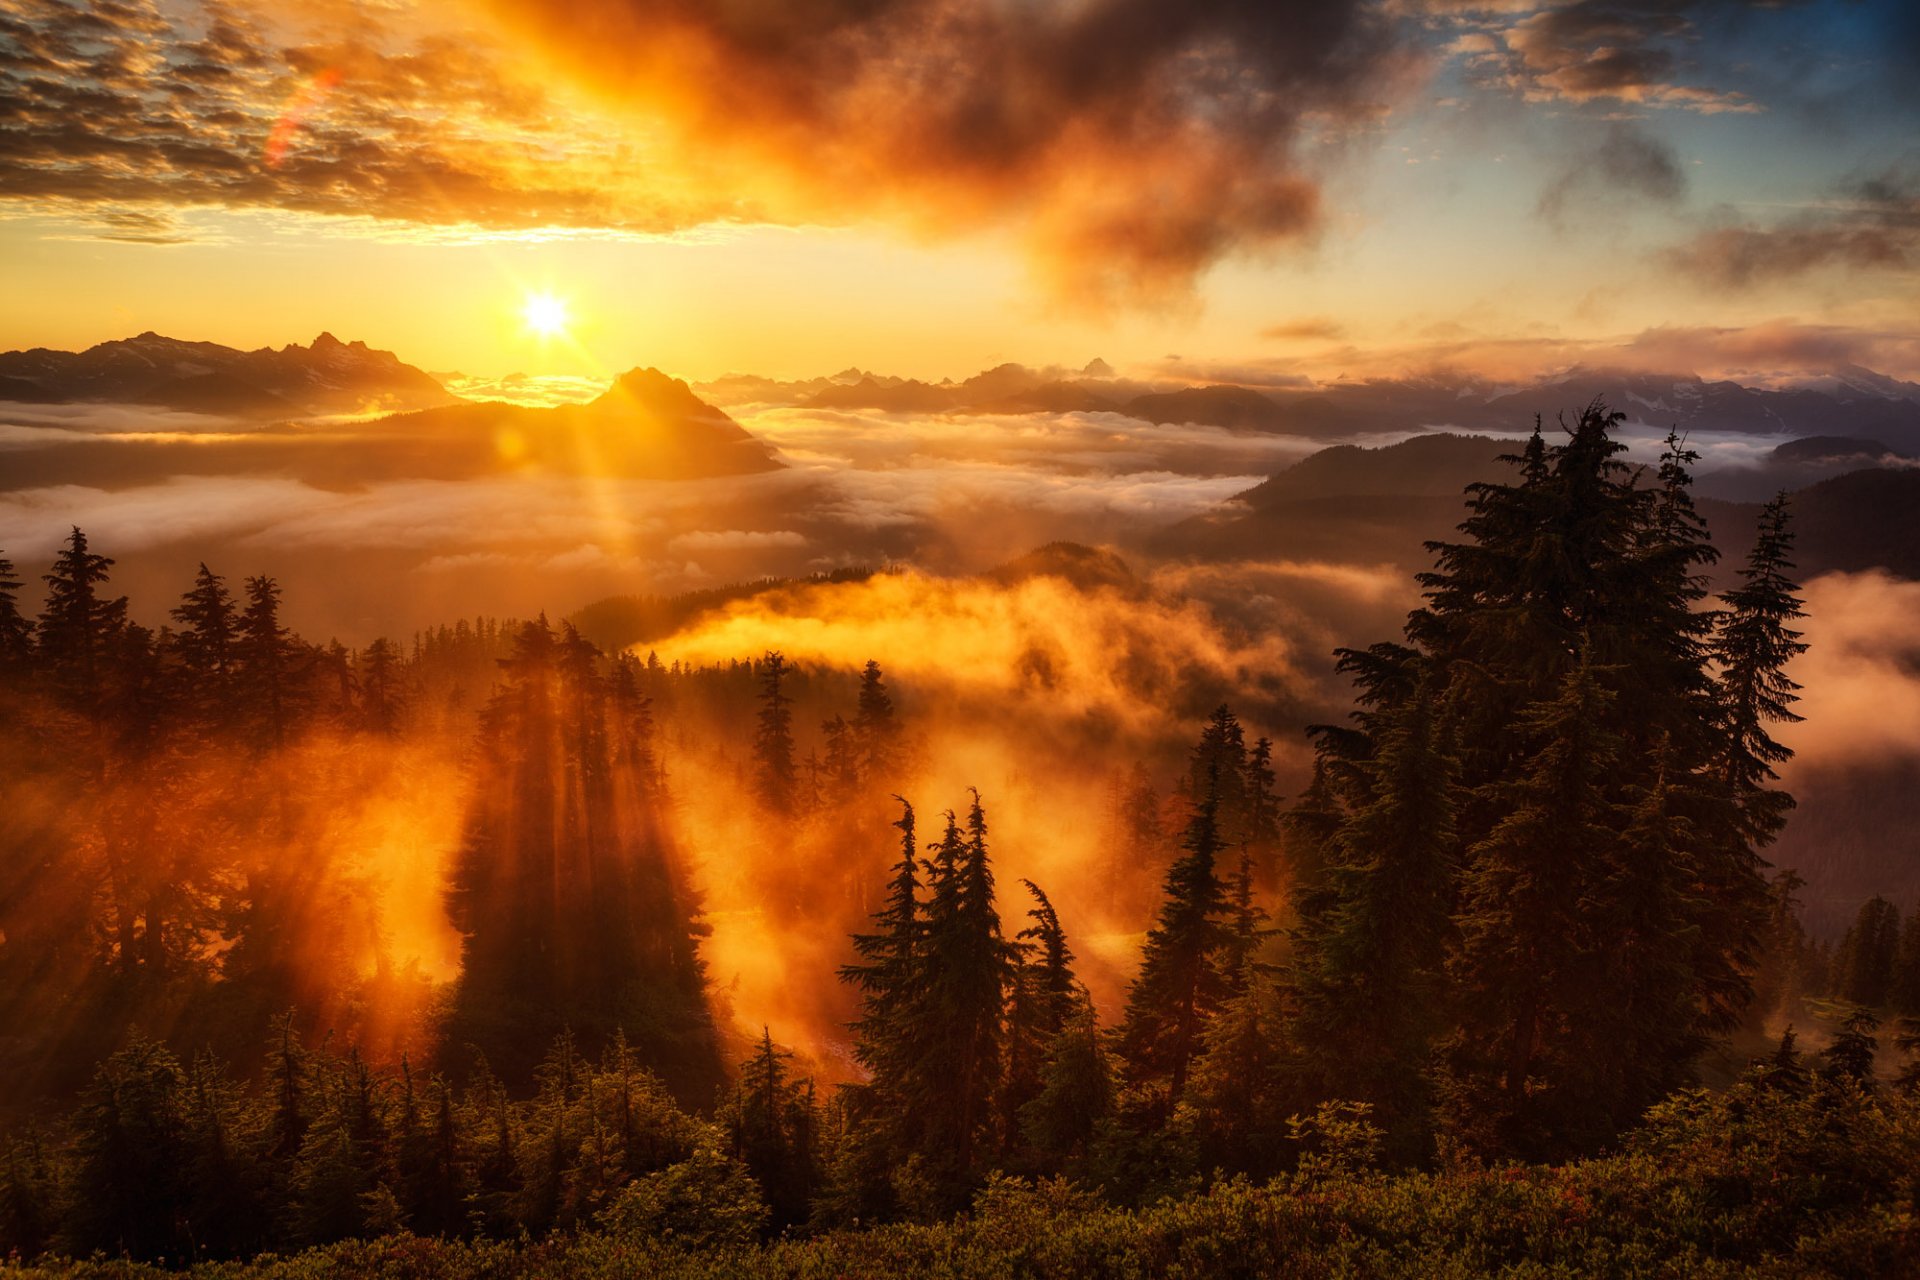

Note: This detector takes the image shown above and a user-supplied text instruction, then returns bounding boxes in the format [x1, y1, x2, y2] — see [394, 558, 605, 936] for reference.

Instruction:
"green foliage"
[597, 1144, 768, 1250]
[8, 1068, 1918, 1277]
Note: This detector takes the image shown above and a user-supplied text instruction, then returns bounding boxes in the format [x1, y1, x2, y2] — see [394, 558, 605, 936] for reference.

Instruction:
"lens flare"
[523, 291, 570, 337]
[264, 67, 342, 169]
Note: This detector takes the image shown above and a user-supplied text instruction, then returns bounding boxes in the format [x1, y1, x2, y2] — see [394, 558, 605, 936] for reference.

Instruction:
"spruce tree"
[840, 799, 925, 1118]
[37, 526, 127, 711]
[753, 650, 797, 814]
[917, 793, 1013, 1194]
[1441, 653, 1623, 1157]
[0, 551, 31, 666]
[1114, 757, 1230, 1109]
[172, 563, 238, 697]
[1714, 492, 1808, 847]
[1291, 401, 1795, 1159]
[236, 575, 299, 748]
[1836, 897, 1902, 1009]
[1290, 681, 1457, 1149]
[854, 659, 897, 780]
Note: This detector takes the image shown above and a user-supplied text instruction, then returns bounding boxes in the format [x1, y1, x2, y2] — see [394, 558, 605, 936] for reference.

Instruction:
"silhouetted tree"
[753, 651, 797, 814]
[36, 527, 126, 712]
[1115, 755, 1230, 1110]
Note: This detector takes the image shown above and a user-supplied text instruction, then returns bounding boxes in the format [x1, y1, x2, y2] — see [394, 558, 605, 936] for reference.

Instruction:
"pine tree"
[171, 563, 238, 701]
[854, 659, 897, 781]
[1714, 493, 1808, 847]
[1019, 1011, 1114, 1177]
[1822, 1005, 1880, 1086]
[1441, 653, 1624, 1157]
[1290, 681, 1456, 1149]
[1001, 881, 1082, 1162]
[1115, 756, 1230, 1110]
[1294, 401, 1791, 1160]
[753, 650, 797, 814]
[359, 637, 405, 736]
[0, 551, 32, 666]
[918, 792, 1014, 1194]
[841, 799, 925, 1118]
[236, 575, 299, 749]
[1748, 869, 1811, 1031]
[36, 526, 127, 711]
[1836, 896, 1902, 1009]
[724, 1029, 817, 1231]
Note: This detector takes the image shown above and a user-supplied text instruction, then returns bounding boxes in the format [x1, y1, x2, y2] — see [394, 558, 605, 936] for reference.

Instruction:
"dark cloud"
[1664, 168, 1920, 287]
[475, 0, 1416, 307]
[1536, 122, 1686, 223]
[1438, 0, 1769, 113]
[0, 0, 732, 239]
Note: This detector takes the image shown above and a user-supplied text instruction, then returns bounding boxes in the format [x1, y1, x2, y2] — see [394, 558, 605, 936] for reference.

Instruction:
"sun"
[522, 291, 569, 337]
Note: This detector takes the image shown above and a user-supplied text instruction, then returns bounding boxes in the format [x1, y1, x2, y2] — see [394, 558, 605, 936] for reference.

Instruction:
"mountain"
[1235, 433, 1511, 507]
[1123, 384, 1292, 431]
[0, 331, 459, 417]
[373, 367, 783, 480]
[1769, 435, 1911, 464]
[1161, 432, 1920, 583]
[804, 376, 958, 413]
[0, 366, 782, 491]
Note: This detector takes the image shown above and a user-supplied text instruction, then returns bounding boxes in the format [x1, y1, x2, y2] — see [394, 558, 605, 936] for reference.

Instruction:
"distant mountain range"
[699, 356, 1920, 451]
[0, 332, 459, 417]
[1157, 431, 1920, 582]
[0, 361, 781, 489]
[377, 368, 782, 480]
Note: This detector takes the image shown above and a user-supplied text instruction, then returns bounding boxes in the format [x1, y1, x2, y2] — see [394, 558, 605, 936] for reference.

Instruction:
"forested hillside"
[3, 404, 1918, 1274]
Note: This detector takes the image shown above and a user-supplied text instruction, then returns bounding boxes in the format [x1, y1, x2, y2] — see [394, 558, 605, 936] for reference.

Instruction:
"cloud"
[1783, 570, 1920, 765]
[644, 566, 1304, 735]
[668, 529, 807, 553]
[1164, 318, 1920, 386]
[473, 0, 1418, 307]
[1536, 122, 1686, 224]
[1492, 0, 1760, 113]
[1663, 169, 1920, 288]
[1260, 317, 1349, 342]
[0, 0, 730, 240]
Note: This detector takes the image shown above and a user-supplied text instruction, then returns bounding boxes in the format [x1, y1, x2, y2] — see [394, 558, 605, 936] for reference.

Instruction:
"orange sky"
[1, 0, 1917, 384]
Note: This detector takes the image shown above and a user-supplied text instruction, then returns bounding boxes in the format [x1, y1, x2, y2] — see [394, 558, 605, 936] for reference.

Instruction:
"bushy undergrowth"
[9, 1071, 1916, 1279]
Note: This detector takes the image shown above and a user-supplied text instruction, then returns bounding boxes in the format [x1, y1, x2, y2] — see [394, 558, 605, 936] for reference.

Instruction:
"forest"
[3, 403, 1919, 1276]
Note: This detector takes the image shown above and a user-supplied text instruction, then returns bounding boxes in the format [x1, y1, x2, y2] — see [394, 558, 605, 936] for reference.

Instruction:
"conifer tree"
[1835, 896, 1902, 1009]
[1441, 653, 1625, 1157]
[854, 659, 897, 780]
[918, 793, 1014, 1193]
[358, 637, 404, 736]
[1001, 881, 1082, 1161]
[1292, 401, 1795, 1159]
[37, 526, 126, 712]
[753, 650, 797, 814]
[236, 575, 299, 748]
[1822, 1005, 1880, 1086]
[724, 1029, 817, 1231]
[1290, 682, 1456, 1148]
[172, 563, 238, 697]
[1115, 757, 1230, 1109]
[0, 551, 31, 666]
[841, 799, 925, 1117]
[1714, 493, 1808, 847]
[1019, 1011, 1114, 1177]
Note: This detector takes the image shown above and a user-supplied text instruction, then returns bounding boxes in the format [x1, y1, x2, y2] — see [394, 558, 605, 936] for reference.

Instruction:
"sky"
[2, 0, 1918, 384]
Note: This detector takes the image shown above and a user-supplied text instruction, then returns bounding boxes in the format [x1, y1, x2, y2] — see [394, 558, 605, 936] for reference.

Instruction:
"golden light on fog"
[522, 290, 570, 337]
